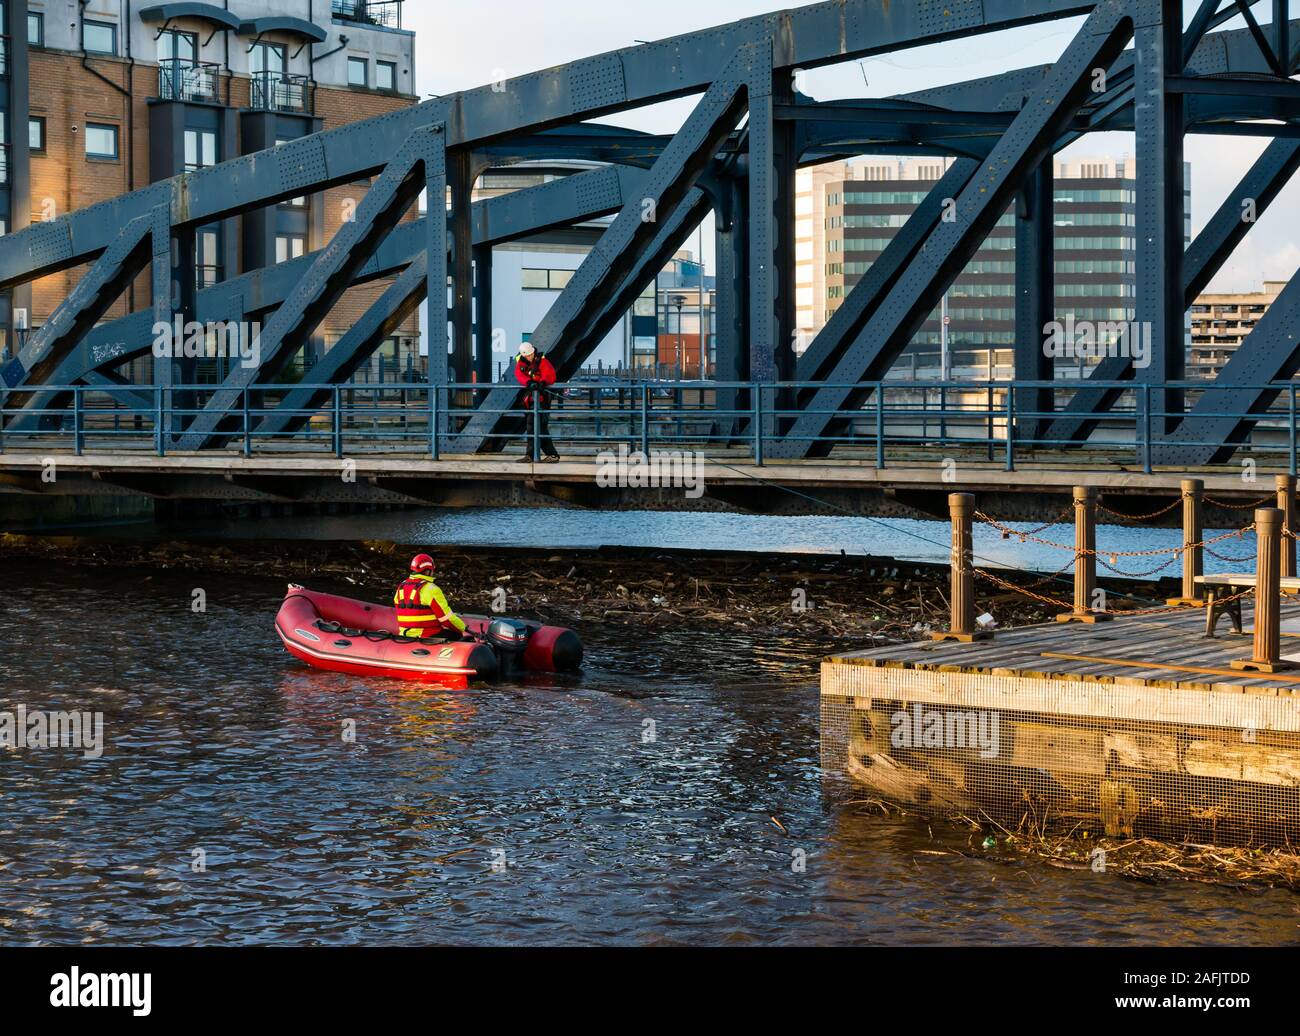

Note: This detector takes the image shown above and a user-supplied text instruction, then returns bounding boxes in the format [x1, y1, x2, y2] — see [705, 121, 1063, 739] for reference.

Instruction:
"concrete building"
[458, 163, 715, 381]
[463, 164, 631, 381]
[1189, 280, 1286, 377]
[808, 155, 1189, 378]
[0, 0, 418, 379]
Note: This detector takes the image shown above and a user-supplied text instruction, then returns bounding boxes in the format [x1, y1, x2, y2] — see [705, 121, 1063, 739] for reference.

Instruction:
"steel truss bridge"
[2, 0, 1300, 502]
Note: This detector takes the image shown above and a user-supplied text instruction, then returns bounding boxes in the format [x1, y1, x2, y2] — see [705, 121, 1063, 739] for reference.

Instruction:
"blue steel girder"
[0, 204, 171, 416]
[256, 255, 431, 441]
[766, 0, 1135, 460]
[175, 124, 447, 451]
[1133, 0, 1188, 429]
[451, 45, 756, 455]
[0, 1, 1099, 294]
[9, 165, 652, 434]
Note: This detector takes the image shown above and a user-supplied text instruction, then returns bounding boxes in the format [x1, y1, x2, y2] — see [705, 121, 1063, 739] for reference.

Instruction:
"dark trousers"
[524, 398, 559, 458]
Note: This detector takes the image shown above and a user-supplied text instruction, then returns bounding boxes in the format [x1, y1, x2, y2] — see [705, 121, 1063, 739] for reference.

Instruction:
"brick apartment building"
[0, 0, 418, 380]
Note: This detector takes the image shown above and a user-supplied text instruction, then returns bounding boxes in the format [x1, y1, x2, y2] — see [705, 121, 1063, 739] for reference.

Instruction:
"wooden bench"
[1195, 573, 1300, 637]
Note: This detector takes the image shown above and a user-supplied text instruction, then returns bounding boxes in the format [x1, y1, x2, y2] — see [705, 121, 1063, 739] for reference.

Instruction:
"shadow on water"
[1, 559, 1297, 945]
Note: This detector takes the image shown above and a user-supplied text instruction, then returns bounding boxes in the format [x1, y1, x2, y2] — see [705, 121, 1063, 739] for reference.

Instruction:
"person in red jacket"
[514, 342, 560, 462]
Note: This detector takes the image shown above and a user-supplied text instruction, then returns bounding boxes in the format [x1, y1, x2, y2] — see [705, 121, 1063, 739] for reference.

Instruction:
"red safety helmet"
[410, 553, 435, 573]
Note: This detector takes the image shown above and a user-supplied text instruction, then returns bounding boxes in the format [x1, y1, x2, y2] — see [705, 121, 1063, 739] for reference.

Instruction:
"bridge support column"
[449, 150, 475, 387]
[713, 178, 747, 439]
[1014, 160, 1054, 440]
[747, 61, 797, 435]
[472, 243, 495, 384]
[1134, 0, 1186, 432]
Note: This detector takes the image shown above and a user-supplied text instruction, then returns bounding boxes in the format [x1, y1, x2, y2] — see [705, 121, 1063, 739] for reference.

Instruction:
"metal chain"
[975, 511, 1255, 557]
[1204, 494, 1273, 509]
[1095, 495, 1183, 522]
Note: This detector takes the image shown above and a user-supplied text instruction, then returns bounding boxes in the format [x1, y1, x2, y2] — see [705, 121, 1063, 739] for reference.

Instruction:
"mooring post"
[1276, 474, 1296, 579]
[1058, 486, 1112, 623]
[933, 492, 990, 642]
[1166, 477, 1204, 606]
[1233, 507, 1293, 672]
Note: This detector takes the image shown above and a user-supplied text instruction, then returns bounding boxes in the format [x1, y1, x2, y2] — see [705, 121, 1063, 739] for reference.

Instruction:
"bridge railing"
[0, 379, 1296, 473]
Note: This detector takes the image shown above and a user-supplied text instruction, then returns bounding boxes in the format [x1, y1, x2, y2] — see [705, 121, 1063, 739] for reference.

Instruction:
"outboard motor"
[486, 618, 531, 676]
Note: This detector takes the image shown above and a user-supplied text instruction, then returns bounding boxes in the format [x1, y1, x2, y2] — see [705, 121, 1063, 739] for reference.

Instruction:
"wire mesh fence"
[821, 655, 1300, 848]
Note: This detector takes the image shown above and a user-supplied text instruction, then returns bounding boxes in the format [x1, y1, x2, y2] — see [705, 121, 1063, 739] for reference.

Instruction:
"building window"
[83, 20, 118, 56]
[376, 61, 397, 91]
[276, 235, 306, 263]
[521, 268, 575, 290]
[28, 12, 45, 48]
[158, 29, 198, 64]
[184, 129, 217, 171]
[347, 57, 368, 87]
[85, 123, 120, 160]
[29, 117, 46, 154]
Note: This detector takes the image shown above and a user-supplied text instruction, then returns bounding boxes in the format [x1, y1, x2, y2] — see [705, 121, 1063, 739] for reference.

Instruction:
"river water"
[77, 505, 1266, 578]
[2, 544, 1297, 946]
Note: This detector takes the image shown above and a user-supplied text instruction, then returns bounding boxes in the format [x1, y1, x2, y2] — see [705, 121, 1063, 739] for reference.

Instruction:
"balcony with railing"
[0, 34, 10, 78]
[158, 59, 229, 104]
[331, 1, 403, 29]
[249, 72, 314, 115]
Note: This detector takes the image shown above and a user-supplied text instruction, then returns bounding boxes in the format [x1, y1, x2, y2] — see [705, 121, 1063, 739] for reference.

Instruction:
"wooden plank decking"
[828, 601, 1300, 697]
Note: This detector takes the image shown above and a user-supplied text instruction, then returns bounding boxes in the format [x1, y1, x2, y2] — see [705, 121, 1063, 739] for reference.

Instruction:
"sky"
[404, 0, 1299, 294]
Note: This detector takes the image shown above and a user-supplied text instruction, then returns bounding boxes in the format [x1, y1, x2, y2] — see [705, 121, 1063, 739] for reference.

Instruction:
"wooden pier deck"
[821, 603, 1300, 845]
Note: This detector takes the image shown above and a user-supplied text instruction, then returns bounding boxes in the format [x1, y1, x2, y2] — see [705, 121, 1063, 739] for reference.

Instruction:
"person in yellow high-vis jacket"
[393, 554, 469, 639]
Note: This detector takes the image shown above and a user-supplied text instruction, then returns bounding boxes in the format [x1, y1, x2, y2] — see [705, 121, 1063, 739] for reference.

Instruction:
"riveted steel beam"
[0, 1, 1097, 295]
[769, 0, 1134, 460]
[255, 255, 431, 441]
[175, 124, 447, 451]
[0, 205, 171, 419]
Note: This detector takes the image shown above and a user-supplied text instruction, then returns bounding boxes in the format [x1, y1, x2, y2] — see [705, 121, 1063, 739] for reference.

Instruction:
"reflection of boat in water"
[275, 586, 584, 687]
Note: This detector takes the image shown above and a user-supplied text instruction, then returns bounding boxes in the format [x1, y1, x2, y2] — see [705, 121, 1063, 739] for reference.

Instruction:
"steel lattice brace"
[0, 0, 1295, 461]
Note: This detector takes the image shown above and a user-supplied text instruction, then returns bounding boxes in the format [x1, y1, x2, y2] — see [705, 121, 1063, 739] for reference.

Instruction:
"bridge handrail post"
[532, 390, 541, 460]
[73, 386, 84, 457]
[1004, 384, 1014, 471]
[1057, 486, 1110, 624]
[875, 385, 885, 469]
[986, 384, 994, 462]
[154, 386, 165, 458]
[428, 382, 439, 460]
[639, 384, 649, 455]
[242, 387, 251, 458]
[931, 492, 986, 642]
[1232, 507, 1289, 672]
[1140, 384, 1152, 475]
[752, 384, 763, 466]
[1277, 474, 1296, 578]
[332, 386, 343, 458]
[1168, 478, 1204, 606]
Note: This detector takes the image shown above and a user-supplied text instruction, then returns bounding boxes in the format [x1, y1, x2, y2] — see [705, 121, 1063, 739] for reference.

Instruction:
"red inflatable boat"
[275, 586, 583, 684]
